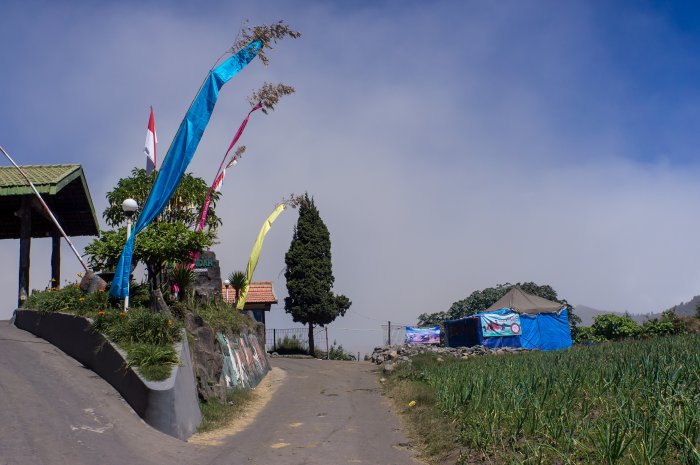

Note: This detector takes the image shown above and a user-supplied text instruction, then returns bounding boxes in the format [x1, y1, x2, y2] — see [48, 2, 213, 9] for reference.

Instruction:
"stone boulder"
[184, 311, 225, 402]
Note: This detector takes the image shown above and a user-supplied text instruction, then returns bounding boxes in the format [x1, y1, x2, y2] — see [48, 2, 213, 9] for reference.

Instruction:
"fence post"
[273, 328, 277, 352]
[388, 321, 391, 346]
[325, 327, 330, 360]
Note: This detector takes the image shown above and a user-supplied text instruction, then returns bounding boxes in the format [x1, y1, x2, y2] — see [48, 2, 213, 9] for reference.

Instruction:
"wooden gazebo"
[0, 164, 99, 306]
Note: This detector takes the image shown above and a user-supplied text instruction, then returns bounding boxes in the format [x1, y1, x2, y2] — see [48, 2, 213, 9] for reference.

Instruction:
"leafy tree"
[85, 169, 216, 291]
[418, 282, 579, 329]
[284, 194, 351, 355]
[102, 168, 221, 230]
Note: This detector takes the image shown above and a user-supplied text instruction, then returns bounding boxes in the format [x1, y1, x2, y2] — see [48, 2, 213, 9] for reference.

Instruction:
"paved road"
[0, 320, 203, 465]
[210, 358, 422, 465]
[0, 321, 422, 465]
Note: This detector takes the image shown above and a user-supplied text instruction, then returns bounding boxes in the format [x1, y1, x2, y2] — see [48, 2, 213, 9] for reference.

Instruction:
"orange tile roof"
[221, 280, 278, 305]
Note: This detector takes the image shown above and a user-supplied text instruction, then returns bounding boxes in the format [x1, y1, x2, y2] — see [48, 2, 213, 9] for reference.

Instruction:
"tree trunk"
[151, 289, 171, 315]
[308, 323, 315, 356]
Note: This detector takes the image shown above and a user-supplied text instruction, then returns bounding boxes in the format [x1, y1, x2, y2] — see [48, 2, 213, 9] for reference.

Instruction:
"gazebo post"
[51, 235, 61, 288]
[18, 197, 31, 308]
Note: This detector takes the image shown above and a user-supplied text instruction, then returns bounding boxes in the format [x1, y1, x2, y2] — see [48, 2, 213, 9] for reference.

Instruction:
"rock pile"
[370, 344, 530, 373]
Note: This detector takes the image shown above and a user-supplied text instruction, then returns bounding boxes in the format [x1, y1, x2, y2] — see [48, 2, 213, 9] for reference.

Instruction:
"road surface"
[0, 321, 422, 465]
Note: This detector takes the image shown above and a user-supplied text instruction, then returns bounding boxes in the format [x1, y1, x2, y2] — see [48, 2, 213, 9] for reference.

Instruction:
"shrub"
[659, 308, 687, 334]
[23, 282, 182, 382]
[169, 264, 196, 301]
[591, 313, 641, 340]
[125, 342, 179, 381]
[326, 341, 356, 360]
[25, 284, 109, 315]
[573, 325, 606, 344]
[275, 335, 307, 355]
[93, 307, 181, 346]
[184, 297, 255, 334]
[641, 319, 676, 337]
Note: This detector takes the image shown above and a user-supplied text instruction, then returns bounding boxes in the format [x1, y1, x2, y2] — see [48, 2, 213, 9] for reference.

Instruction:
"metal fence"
[265, 327, 330, 353]
[266, 328, 308, 352]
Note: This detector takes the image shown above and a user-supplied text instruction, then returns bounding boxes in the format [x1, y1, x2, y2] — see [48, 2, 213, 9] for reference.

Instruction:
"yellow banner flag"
[236, 203, 286, 310]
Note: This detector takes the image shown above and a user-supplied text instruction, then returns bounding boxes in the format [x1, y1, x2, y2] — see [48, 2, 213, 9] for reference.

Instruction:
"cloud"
[1, 1, 700, 355]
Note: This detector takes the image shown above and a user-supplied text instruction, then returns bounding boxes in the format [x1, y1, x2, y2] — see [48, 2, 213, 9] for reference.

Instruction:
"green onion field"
[392, 335, 700, 464]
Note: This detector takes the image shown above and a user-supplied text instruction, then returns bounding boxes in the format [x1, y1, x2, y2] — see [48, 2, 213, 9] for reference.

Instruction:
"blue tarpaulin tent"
[444, 288, 572, 351]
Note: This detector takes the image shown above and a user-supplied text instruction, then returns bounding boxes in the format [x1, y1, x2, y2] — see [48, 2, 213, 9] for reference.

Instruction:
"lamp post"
[223, 279, 231, 304]
[121, 198, 138, 310]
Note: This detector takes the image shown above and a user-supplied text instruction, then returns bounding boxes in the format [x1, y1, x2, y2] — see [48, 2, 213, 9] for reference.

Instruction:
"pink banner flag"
[196, 102, 262, 232]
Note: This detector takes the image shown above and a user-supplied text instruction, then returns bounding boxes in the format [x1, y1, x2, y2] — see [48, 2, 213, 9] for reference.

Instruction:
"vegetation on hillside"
[574, 308, 697, 344]
[26, 285, 181, 381]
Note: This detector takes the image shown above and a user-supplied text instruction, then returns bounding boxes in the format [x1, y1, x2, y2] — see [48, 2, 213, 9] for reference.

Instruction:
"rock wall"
[193, 250, 222, 299]
[185, 311, 269, 401]
[218, 332, 269, 389]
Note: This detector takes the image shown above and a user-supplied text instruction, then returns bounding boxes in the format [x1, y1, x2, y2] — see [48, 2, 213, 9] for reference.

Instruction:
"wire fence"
[266, 328, 307, 352]
[265, 327, 327, 353]
[266, 322, 415, 356]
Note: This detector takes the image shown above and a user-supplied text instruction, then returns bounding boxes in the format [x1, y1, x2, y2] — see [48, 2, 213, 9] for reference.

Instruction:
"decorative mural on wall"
[217, 332, 270, 389]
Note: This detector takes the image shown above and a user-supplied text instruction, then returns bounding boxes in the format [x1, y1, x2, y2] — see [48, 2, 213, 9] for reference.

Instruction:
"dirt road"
[0, 321, 421, 465]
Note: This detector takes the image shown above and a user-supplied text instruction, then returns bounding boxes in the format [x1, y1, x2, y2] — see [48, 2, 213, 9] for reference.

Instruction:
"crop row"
[403, 335, 700, 464]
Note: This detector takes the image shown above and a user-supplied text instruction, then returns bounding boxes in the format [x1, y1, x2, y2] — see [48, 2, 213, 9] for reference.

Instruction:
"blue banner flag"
[110, 40, 262, 299]
[405, 326, 441, 345]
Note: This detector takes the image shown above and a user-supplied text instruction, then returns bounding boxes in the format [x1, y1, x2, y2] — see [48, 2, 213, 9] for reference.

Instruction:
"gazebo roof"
[0, 164, 99, 239]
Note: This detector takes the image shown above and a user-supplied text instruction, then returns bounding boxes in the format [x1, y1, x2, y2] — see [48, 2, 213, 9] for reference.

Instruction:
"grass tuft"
[198, 388, 253, 433]
[124, 342, 179, 381]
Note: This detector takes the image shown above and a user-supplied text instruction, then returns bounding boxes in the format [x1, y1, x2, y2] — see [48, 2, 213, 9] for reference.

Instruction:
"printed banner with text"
[481, 313, 521, 337]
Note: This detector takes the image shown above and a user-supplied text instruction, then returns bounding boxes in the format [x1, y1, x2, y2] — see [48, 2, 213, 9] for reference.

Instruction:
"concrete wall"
[12, 310, 201, 440]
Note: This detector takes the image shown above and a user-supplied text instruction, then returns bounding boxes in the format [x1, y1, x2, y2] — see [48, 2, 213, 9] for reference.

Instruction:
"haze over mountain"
[575, 295, 699, 326]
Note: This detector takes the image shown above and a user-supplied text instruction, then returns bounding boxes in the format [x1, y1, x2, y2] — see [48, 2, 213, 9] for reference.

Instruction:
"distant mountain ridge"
[574, 295, 699, 326]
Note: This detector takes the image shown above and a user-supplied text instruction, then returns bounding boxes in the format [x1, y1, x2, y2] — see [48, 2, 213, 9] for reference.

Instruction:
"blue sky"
[2, 1, 700, 355]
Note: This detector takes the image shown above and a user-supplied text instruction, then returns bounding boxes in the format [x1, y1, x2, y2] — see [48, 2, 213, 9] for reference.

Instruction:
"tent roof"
[0, 164, 99, 239]
[486, 287, 564, 315]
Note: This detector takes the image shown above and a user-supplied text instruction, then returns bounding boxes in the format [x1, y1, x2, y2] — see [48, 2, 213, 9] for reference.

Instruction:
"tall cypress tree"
[284, 194, 351, 355]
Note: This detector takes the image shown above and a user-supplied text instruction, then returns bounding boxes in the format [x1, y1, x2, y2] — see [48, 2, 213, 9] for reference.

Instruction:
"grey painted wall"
[12, 310, 201, 440]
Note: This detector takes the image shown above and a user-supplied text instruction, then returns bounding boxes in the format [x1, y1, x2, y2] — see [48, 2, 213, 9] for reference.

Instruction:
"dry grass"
[383, 368, 462, 465]
[189, 367, 286, 446]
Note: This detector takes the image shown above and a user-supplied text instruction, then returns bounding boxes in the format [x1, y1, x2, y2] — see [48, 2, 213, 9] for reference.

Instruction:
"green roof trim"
[0, 164, 99, 237]
[0, 164, 83, 196]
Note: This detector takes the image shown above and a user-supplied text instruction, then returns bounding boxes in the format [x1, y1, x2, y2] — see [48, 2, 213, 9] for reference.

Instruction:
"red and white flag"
[144, 107, 157, 174]
[213, 169, 226, 192]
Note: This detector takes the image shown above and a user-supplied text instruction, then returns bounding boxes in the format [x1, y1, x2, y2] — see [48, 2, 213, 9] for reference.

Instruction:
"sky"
[3, 0, 700, 356]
